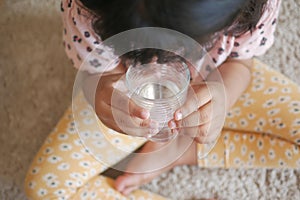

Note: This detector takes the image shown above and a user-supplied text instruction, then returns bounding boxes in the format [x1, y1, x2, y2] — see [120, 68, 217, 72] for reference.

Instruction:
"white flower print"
[279, 78, 288, 85]
[277, 96, 291, 104]
[234, 157, 241, 165]
[268, 117, 282, 127]
[292, 118, 300, 126]
[65, 180, 76, 188]
[290, 129, 299, 136]
[262, 99, 276, 108]
[57, 133, 69, 141]
[59, 143, 73, 151]
[47, 155, 62, 164]
[42, 173, 57, 182]
[248, 151, 255, 160]
[247, 113, 256, 120]
[79, 161, 91, 168]
[43, 147, 54, 155]
[94, 179, 102, 187]
[73, 138, 83, 146]
[239, 93, 250, 101]
[80, 190, 89, 199]
[234, 134, 240, 141]
[57, 162, 70, 171]
[76, 180, 83, 187]
[31, 167, 40, 175]
[229, 142, 235, 152]
[69, 172, 82, 180]
[112, 137, 122, 145]
[210, 153, 218, 161]
[37, 157, 44, 164]
[80, 131, 91, 139]
[270, 76, 280, 83]
[80, 148, 90, 154]
[226, 111, 234, 118]
[260, 155, 266, 164]
[268, 149, 276, 160]
[288, 101, 300, 114]
[254, 126, 263, 132]
[249, 135, 256, 143]
[252, 83, 265, 92]
[285, 149, 292, 160]
[37, 188, 48, 197]
[263, 86, 278, 95]
[297, 159, 300, 167]
[256, 118, 266, 127]
[46, 180, 60, 188]
[90, 168, 97, 176]
[289, 107, 300, 114]
[92, 131, 104, 139]
[257, 139, 264, 150]
[228, 122, 237, 129]
[252, 70, 264, 77]
[71, 152, 84, 160]
[252, 77, 265, 84]
[243, 99, 255, 107]
[67, 127, 76, 134]
[278, 159, 286, 167]
[289, 100, 300, 107]
[28, 181, 36, 189]
[276, 122, 286, 129]
[267, 108, 280, 116]
[241, 145, 247, 156]
[83, 118, 94, 125]
[80, 109, 92, 116]
[54, 189, 66, 197]
[239, 118, 248, 127]
[281, 87, 292, 94]
[92, 140, 106, 149]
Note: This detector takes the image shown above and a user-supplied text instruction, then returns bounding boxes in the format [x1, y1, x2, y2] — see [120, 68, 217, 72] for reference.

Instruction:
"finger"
[178, 124, 220, 144]
[103, 102, 159, 137]
[169, 102, 212, 128]
[174, 84, 212, 121]
[110, 89, 150, 119]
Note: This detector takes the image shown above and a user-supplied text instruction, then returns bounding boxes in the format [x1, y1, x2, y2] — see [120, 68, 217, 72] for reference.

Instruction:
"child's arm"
[169, 59, 252, 143]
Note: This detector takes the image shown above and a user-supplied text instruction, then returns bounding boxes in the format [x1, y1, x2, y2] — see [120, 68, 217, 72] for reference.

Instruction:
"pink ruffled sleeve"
[229, 0, 281, 59]
[60, 0, 119, 74]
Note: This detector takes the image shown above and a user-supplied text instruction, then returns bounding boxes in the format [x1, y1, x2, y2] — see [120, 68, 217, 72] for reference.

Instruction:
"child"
[25, 0, 300, 199]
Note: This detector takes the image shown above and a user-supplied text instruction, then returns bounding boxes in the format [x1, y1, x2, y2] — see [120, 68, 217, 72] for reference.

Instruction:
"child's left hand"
[168, 81, 227, 144]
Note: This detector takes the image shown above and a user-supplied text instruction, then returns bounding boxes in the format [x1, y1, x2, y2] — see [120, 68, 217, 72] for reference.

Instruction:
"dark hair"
[79, 0, 268, 65]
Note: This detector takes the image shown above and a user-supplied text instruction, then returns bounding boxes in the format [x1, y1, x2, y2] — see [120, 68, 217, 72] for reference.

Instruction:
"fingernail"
[175, 112, 182, 121]
[169, 120, 176, 129]
[141, 110, 150, 119]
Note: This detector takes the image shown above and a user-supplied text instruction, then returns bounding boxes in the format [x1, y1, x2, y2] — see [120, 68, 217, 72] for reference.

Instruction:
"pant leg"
[198, 59, 300, 168]
[24, 92, 166, 199]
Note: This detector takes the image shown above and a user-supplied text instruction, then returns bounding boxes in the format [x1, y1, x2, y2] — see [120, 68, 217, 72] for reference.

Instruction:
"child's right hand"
[83, 64, 158, 137]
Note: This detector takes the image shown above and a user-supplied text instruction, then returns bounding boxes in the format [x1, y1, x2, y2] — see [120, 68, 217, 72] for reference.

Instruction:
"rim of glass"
[125, 61, 190, 102]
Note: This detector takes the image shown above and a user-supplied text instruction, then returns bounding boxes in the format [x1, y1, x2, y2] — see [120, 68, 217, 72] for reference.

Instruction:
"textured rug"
[0, 0, 299, 199]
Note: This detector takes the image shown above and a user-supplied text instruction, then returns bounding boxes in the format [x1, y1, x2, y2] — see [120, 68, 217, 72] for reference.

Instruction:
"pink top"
[61, 0, 281, 74]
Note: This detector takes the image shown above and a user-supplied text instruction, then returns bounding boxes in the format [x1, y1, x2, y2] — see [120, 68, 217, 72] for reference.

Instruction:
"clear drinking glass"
[126, 61, 190, 142]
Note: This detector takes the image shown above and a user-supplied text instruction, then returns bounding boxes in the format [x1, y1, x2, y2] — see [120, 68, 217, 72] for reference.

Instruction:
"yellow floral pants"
[24, 60, 300, 199]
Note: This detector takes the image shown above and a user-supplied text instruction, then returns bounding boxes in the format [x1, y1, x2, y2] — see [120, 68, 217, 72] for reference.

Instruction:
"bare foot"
[115, 137, 197, 195]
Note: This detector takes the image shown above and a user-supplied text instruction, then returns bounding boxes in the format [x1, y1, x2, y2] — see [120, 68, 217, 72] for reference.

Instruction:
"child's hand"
[168, 82, 227, 144]
[82, 63, 158, 137]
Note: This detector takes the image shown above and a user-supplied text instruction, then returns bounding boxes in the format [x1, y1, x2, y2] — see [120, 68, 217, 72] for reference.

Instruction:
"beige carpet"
[0, 0, 299, 199]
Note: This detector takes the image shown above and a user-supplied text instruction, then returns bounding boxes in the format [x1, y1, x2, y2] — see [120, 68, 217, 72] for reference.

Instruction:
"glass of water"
[125, 61, 190, 142]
